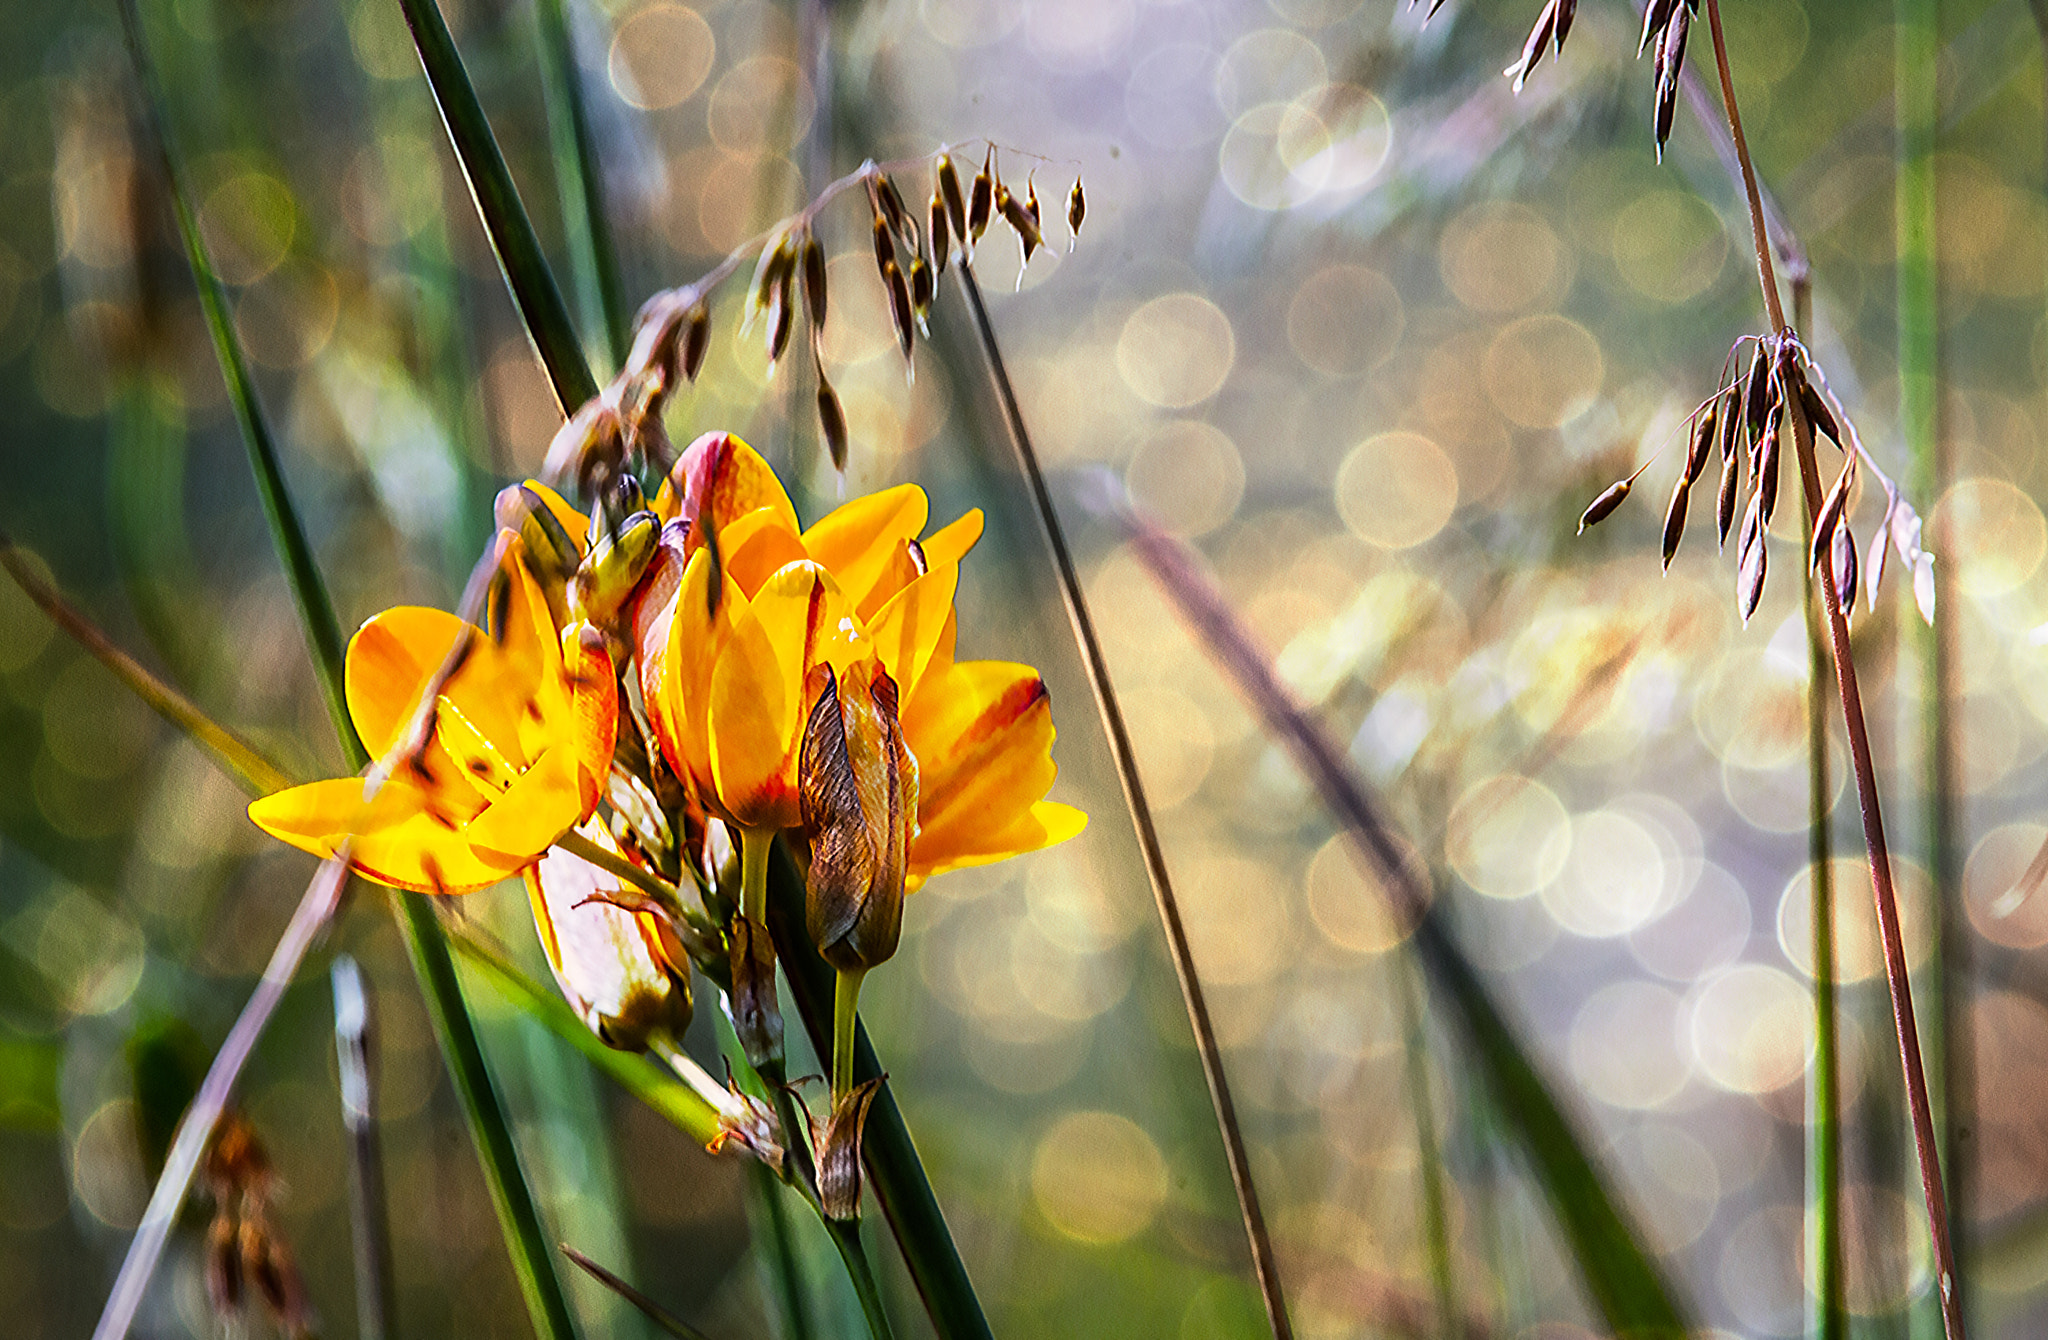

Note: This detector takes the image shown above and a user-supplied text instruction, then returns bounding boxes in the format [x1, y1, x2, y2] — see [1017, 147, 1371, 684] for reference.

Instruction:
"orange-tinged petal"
[345, 607, 471, 756]
[673, 433, 799, 551]
[461, 745, 586, 865]
[905, 661, 1064, 864]
[248, 776, 522, 894]
[658, 546, 743, 803]
[708, 562, 833, 829]
[722, 506, 810, 597]
[562, 622, 619, 810]
[801, 484, 927, 612]
[865, 561, 958, 703]
[919, 508, 984, 571]
[908, 800, 1086, 888]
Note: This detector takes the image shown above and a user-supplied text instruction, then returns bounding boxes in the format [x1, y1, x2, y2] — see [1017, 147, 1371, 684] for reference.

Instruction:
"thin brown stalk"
[952, 260, 1295, 1340]
[1699, 1, 1965, 1334]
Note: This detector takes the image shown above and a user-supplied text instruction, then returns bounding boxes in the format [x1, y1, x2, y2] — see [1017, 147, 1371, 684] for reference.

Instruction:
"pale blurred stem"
[952, 258, 1297, 1340]
[1701, 1, 1963, 1334]
[1398, 958, 1460, 1340]
[833, 967, 866, 1103]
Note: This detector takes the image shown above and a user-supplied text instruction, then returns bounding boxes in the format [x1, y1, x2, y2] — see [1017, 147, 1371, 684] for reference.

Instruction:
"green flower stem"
[742, 826, 775, 928]
[832, 967, 866, 1103]
[764, 841, 995, 1340]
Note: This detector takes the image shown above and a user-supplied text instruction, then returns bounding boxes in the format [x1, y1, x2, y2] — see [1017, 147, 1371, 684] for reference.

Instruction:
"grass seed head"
[883, 257, 915, 362]
[1067, 177, 1086, 248]
[930, 185, 951, 273]
[969, 147, 994, 241]
[1578, 475, 1632, 532]
[938, 151, 968, 244]
[1662, 476, 1689, 570]
[817, 369, 849, 474]
[801, 228, 828, 327]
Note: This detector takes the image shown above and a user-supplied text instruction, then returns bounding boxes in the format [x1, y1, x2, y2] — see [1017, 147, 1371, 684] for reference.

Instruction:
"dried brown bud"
[938, 152, 968, 245]
[1578, 475, 1633, 533]
[1718, 383, 1742, 462]
[815, 1078, 884, 1221]
[801, 229, 828, 327]
[1639, 0, 1674, 55]
[969, 147, 994, 241]
[929, 186, 952, 274]
[1653, 7, 1688, 157]
[883, 258, 915, 362]
[1662, 477, 1689, 570]
[876, 173, 914, 246]
[727, 914, 783, 1072]
[765, 266, 796, 365]
[1067, 177, 1086, 248]
[1506, 0, 1559, 92]
[800, 661, 915, 974]
[1685, 399, 1717, 485]
[748, 233, 796, 324]
[818, 370, 849, 474]
[1716, 441, 1741, 548]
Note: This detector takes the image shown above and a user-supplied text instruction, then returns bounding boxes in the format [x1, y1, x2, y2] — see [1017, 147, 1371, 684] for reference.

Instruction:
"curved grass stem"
[1699, 1, 1964, 1333]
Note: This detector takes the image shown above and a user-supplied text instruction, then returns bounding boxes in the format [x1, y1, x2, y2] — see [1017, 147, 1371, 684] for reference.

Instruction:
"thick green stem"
[833, 968, 866, 1103]
[743, 826, 775, 928]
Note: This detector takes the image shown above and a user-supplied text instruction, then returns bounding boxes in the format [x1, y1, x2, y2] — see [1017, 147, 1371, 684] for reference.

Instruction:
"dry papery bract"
[542, 144, 1084, 494]
[1577, 331, 1932, 626]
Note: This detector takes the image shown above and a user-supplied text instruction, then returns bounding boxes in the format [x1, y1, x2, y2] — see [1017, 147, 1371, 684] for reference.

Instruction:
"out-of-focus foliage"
[6, 0, 2048, 1336]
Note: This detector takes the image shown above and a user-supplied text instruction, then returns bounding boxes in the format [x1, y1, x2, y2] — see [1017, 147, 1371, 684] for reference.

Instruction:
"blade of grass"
[1899, 0, 1968, 1330]
[118, 0, 358, 762]
[952, 259, 1296, 1340]
[93, 856, 352, 1340]
[746, 1160, 819, 1340]
[1102, 495, 1692, 1338]
[333, 955, 395, 1340]
[0, 537, 290, 798]
[122, 9, 582, 1334]
[399, 0, 600, 415]
[764, 841, 993, 1340]
[562, 1246, 718, 1340]
[1397, 957, 1461, 1340]
[533, 0, 628, 371]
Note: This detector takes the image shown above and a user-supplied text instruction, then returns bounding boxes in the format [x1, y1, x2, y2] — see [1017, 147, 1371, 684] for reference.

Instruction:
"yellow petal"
[345, 607, 468, 756]
[562, 622, 620, 811]
[722, 505, 810, 598]
[920, 508, 984, 570]
[801, 484, 928, 612]
[708, 562, 831, 829]
[660, 546, 743, 805]
[865, 561, 958, 703]
[909, 800, 1086, 887]
[675, 433, 800, 551]
[519, 479, 590, 553]
[461, 745, 586, 865]
[905, 661, 1063, 863]
[248, 777, 520, 894]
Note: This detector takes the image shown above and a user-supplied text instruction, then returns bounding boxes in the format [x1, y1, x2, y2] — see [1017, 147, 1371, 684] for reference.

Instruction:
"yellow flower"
[248, 535, 618, 894]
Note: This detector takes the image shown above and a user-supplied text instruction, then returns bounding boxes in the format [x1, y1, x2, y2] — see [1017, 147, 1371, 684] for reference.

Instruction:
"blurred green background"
[5, 0, 2048, 1335]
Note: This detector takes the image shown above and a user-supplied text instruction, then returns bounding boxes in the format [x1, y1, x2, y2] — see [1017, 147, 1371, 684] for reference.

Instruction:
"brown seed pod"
[876, 173, 915, 247]
[1811, 451, 1856, 573]
[1685, 399, 1717, 486]
[1800, 379, 1840, 446]
[1639, 0, 1674, 55]
[1718, 382, 1743, 462]
[938, 152, 968, 245]
[1756, 413, 1781, 526]
[765, 267, 795, 364]
[883, 258, 915, 361]
[909, 253, 933, 324]
[1067, 177, 1085, 248]
[680, 301, 711, 381]
[871, 213, 897, 284]
[1578, 475, 1632, 533]
[969, 147, 994, 242]
[801, 229, 828, 327]
[929, 186, 951, 274]
[997, 182, 1045, 263]
[1832, 521, 1859, 611]
[1506, 0, 1559, 92]
[1737, 513, 1769, 622]
[1653, 8, 1687, 157]
[1716, 441, 1741, 548]
[817, 368, 849, 474]
[1662, 476, 1689, 570]
[1743, 340, 1772, 439]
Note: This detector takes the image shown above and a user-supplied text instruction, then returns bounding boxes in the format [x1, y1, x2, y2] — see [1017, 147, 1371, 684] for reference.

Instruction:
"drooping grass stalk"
[332, 955, 395, 1340]
[764, 842, 995, 1340]
[1109, 503, 1691, 1337]
[1698, 2, 1964, 1334]
[951, 259, 1297, 1340]
[93, 856, 353, 1340]
[398, 0, 601, 415]
[1397, 956, 1462, 1339]
[1898, 1, 1968, 1331]
[533, 0, 629, 370]
[121, 8, 582, 1333]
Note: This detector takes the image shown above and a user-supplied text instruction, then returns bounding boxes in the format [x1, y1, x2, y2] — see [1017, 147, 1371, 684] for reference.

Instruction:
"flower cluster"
[248, 434, 1082, 1213]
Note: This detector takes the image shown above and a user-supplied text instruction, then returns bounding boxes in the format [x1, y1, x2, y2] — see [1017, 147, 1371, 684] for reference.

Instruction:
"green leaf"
[398, 0, 601, 414]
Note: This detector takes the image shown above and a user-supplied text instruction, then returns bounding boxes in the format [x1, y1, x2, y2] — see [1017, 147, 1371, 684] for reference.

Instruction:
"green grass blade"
[1114, 506, 1692, 1338]
[398, 0, 601, 414]
[119, 0, 359, 763]
[765, 841, 995, 1340]
[561, 1247, 716, 1340]
[1398, 957, 1461, 1339]
[533, 0, 629, 371]
[746, 1161, 818, 1340]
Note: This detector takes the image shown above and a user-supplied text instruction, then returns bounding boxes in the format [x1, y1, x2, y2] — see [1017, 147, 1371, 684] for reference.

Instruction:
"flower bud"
[799, 661, 916, 974]
[525, 831, 693, 1052]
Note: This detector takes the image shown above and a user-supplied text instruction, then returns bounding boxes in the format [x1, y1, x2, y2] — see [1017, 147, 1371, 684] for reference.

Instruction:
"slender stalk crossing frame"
[952, 259, 1297, 1340]
[1698, 1, 1965, 1333]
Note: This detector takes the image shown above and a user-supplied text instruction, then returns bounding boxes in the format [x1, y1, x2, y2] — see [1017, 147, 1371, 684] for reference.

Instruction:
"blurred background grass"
[5, 0, 2048, 1335]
